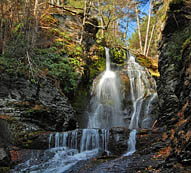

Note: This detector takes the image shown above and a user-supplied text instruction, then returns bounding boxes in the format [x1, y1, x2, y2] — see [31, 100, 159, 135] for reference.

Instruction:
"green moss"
[182, 37, 191, 53]
[110, 48, 126, 64]
[8, 101, 31, 108]
[72, 86, 89, 111]
[88, 45, 106, 82]
[23, 139, 33, 145]
[136, 55, 152, 69]
[166, 23, 191, 62]
[0, 167, 10, 172]
[27, 131, 45, 137]
[16, 130, 46, 148]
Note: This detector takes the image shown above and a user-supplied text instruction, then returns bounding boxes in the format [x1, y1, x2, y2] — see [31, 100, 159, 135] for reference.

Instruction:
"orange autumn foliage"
[153, 146, 172, 159]
[10, 150, 20, 162]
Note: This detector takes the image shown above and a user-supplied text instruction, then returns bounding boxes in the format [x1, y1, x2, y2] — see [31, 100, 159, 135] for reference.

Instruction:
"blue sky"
[124, 1, 150, 39]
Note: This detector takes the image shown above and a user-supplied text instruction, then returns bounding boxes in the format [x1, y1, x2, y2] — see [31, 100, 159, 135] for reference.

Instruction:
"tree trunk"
[136, 5, 143, 53]
[32, 0, 39, 47]
[124, 19, 129, 41]
[0, 3, 5, 55]
[144, 0, 152, 56]
[100, 17, 104, 38]
[79, 0, 87, 44]
[146, 23, 155, 57]
[97, 0, 104, 38]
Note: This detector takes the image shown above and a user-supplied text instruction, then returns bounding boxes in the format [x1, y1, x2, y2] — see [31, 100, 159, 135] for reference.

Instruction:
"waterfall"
[142, 92, 157, 128]
[48, 129, 109, 153]
[123, 129, 137, 156]
[13, 49, 158, 172]
[127, 55, 154, 129]
[88, 47, 125, 128]
[123, 54, 157, 156]
[14, 129, 110, 173]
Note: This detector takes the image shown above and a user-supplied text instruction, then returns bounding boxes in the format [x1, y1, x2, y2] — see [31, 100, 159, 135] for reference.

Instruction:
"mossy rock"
[135, 54, 159, 77]
[16, 131, 50, 149]
[27, 131, 46, 137]
[136, 55, 153, 69]
[166, 23, 191, 63]
[169, 0, 185, 10]
[0, 115, 17, 122]
[182, 37, 191, 53]
[110, 48, 127, 64]
[0, 167, 10, 172]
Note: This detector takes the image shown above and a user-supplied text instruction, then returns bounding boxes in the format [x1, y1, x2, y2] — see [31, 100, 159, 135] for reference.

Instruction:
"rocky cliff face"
[52, 10, 98, 50]
[0, 74, 78, 169]
[157, 0, 191, 166]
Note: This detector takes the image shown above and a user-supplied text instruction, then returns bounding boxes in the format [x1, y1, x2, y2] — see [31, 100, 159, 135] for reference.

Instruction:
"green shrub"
[35, 48, 79, 94]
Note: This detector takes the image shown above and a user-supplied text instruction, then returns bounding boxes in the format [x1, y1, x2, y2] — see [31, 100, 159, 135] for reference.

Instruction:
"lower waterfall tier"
[12, 128, 135, 172]
[49, 129, 109, 153]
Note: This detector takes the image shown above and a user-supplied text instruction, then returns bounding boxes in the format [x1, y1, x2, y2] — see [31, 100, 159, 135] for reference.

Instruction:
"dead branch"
[26, 51, 35, 79]
[48, 3, 83, 16]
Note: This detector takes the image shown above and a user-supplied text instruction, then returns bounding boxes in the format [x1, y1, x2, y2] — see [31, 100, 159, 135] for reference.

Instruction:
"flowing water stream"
[13, 48, 157, 172]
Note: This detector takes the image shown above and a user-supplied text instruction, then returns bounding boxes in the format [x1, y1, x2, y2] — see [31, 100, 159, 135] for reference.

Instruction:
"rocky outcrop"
[52, 11, 98, 50]
[0, 74, 78, 131]
[157, 0, 191, 167]
[136, 54, 159, 77]
[0, 73, 78, 168]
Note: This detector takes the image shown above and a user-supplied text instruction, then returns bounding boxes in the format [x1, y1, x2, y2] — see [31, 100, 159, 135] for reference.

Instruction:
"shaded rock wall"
[0, 73, 78, 167]
[157, 0, 191, 165]
[0, 74, 78, 132]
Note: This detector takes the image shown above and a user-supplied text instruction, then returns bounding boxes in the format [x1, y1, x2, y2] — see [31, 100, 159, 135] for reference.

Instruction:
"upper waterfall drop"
[88, 47, 125, 128]
[105, 47, 111, 71]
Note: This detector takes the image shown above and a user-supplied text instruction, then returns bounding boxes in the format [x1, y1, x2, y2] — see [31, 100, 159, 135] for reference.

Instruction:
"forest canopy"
[0, 0, 166, 96]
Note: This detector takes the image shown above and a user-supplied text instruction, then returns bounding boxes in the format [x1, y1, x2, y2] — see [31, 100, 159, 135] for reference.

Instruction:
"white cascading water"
[128, 55, 155, 129]
[13, 48, 158, 172]
[123, 129, 137, 156]
[142, 92, 157, 128]
[124, 54, 157, 156]
[88, 47, 124, 128]
[49, 129, 109, 152]
[14, 129, 110, 173]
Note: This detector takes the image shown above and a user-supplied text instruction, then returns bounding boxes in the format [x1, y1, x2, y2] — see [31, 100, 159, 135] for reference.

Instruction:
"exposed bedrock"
[157, 0, 191, 166]
[0, 74, 78, 167]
